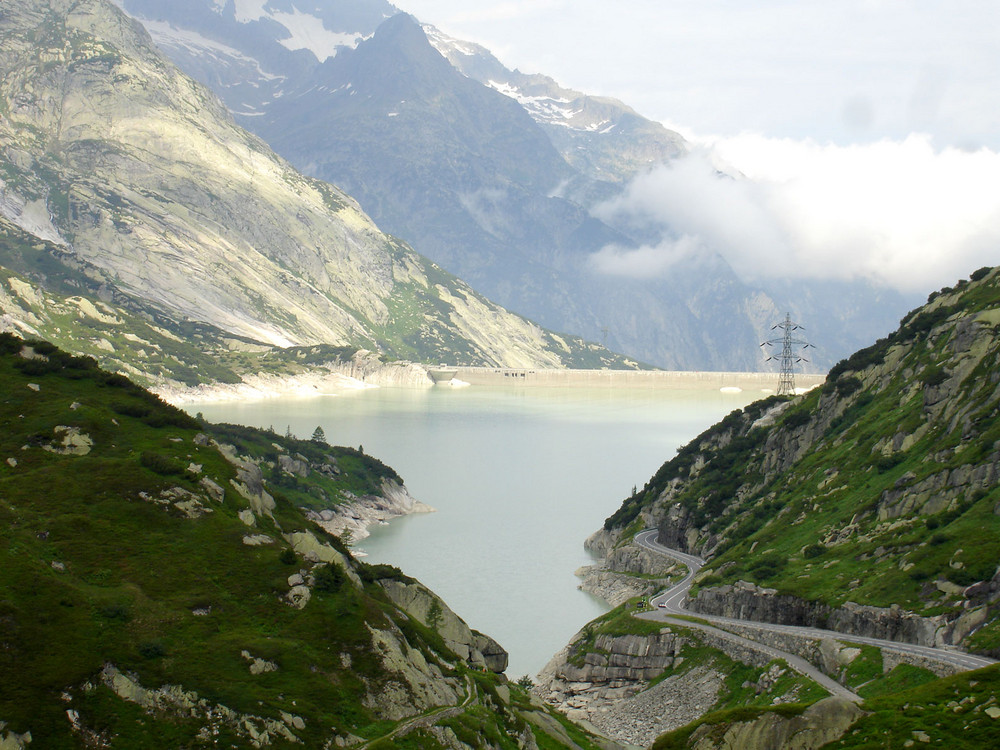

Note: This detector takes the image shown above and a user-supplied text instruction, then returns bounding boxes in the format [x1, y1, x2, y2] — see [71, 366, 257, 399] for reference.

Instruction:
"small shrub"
[112, 401, 151, 418]
[875, 454, 904, 473]
[13, 357, 61, 376]
[313, 563, 346, 593]
[97, 603, 130, 621]
[747, 554, 787, 580]
[782, 411, 811, 429]
[803, 543, 826, 559]
[139, 641, 166, 659]
[834, 377, 863, 397]
[357, 562, 409, 584]
[921, 366, 948, 388]
[139, 451, 185, 476]
[278, 548, 297, 566]
[970, 266, 991, 282]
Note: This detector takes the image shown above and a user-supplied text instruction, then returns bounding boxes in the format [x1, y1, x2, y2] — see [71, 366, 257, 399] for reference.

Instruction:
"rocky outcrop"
[96, 664, 306, 747]
[379, 579, 508, 673]
[592, 666, 725, 748]
[536, 628, 689, 739]
[537, 625, 810, 747]
[1, 0, 635, 388]
[308, 478, 435, 544]
[157, 351, 436, 404]
[577, 534, 680, 607]
[576, 567, 661, 608]
[332, 350, 434, 388]
[689, 581, 971, 649]
[551, 631, 683, 686]
[41, 425, 94, 456]
[0, 723, 31, 750]
[364, 625, 465, 720]
[684, 696, 866, 750]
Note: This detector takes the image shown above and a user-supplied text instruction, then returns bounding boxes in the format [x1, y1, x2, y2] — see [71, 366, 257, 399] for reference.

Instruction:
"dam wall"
[445, 367, 826, 391]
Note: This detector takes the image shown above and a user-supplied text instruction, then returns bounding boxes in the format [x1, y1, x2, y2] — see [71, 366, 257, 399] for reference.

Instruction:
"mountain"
[422, 26, 687, 191]
[0, 331, 623, 748]
[0, 0, 635, 384]
[117, 0, 916, 372]
[568, 266, 1000, 745]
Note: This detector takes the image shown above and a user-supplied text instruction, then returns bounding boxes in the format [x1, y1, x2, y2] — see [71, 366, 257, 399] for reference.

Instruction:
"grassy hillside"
[652, 663, 1000, 749]
[0, 332, 614, 749]
[602, 266, 1000, 651]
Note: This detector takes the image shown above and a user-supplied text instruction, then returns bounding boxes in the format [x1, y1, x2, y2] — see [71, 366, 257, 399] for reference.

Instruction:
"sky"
[393, 0, 1000, 295]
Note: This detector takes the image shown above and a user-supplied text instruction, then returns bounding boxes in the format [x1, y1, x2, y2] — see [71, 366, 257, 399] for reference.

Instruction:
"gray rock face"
[689, 582, 958, 648]
[0, 0, 630, 373]
[307, 477, 434, 544]
[561, 632, 682, 684]
[686, 696, 866, 750]
[379, 579, 509, 673]
[578, 533, 680, 607]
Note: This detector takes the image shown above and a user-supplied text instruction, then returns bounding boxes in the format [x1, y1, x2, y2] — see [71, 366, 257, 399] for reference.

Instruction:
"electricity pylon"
[760, 313, 814, 395]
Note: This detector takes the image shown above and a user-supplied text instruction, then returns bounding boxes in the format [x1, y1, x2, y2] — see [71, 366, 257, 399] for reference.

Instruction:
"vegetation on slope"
[0, 332, 610, 749]
[651, 663, 1000, 750]
[602, 267, 1000, 647]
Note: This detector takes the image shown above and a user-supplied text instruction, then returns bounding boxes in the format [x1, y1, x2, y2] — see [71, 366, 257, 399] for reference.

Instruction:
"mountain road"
[631, 529, 996, 701]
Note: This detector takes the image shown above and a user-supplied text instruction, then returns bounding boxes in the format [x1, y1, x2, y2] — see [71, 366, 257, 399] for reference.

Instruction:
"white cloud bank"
[590, 134, 1000, 294]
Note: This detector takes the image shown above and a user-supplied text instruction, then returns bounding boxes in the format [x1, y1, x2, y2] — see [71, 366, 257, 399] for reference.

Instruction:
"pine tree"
[311, 426, 326, 443]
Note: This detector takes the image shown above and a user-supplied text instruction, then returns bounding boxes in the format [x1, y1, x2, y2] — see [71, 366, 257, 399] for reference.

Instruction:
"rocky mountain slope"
[118, 0, 914, 371]
[599, 265, 1000, 653]
[422, 26, 687, 191]
[564, 266, 1000, 746]
[0, 331, 620, 749]
[0, 0, 633, 383]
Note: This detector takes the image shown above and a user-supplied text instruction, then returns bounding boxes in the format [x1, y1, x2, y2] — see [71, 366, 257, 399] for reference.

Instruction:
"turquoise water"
[188, 384, 760, 678]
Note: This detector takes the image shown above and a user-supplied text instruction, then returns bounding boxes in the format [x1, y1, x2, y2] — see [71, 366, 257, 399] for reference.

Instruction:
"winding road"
[632, 529, 996, 701]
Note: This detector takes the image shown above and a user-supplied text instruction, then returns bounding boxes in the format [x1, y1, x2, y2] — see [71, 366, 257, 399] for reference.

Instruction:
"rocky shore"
[307, 478, 435, 545]
[576, 530, 681, 607]
[535, 627, 731, 748]
[154, 350, 434, 405]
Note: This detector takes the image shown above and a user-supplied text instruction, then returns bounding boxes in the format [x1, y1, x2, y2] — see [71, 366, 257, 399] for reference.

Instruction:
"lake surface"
[189, 384, 761, 678]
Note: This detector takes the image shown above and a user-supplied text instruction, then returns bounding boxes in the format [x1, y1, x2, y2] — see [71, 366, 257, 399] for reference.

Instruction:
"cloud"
[589, 134, 1000, 293]
[588, 235, 705, 278]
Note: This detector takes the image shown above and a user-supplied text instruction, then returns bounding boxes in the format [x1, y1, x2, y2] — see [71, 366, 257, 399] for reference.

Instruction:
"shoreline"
[155, 368, 381, 406]
[158, 363, 827, 406]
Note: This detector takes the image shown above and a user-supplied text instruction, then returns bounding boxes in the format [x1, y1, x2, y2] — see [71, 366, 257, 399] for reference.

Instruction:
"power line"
[760, 313, 814, 395]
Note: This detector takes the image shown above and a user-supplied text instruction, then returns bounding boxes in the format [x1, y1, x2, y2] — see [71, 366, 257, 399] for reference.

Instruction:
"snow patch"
[141, 20, 285, 83]
[423, 24, 479, 57]
[271, 9, 366, 61]
[485, 80, 607, 131]
[233, 0, 268, 23]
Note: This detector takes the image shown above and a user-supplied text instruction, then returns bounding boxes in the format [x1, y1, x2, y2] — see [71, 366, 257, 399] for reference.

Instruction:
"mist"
[590, 134, 1000, 295]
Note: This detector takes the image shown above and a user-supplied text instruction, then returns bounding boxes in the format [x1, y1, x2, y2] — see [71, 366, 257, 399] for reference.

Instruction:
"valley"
[1, 0, 998, 748]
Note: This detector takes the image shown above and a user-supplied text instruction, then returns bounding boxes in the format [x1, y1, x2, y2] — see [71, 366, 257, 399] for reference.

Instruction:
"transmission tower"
[760, 313, 814, 395]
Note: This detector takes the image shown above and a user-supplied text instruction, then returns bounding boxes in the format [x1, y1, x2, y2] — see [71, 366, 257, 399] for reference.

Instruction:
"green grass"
[0, 332, 616, 749]
[601, 269, 1000, 637]
[827, 664, 1000, 748]
[651, 702, 812, 750]
[857, 663, 938, 699]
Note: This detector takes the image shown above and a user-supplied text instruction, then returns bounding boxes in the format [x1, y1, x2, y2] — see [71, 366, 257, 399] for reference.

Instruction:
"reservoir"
[189, 383, 763, 678]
